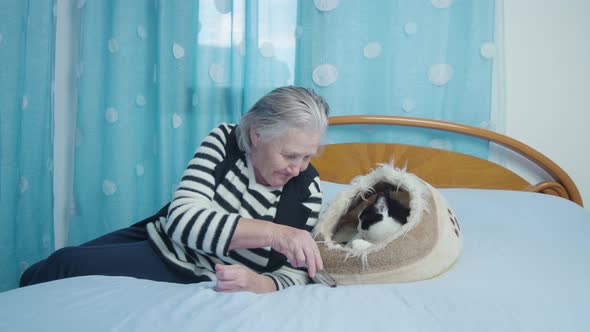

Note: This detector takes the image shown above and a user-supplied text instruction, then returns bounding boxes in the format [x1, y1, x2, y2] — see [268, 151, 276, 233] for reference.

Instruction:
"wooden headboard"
[312, 115, 583, 207]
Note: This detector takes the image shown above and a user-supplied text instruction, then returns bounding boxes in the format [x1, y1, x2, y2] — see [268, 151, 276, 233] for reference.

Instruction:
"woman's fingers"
[295, 248, 307, 268]
[269, 225, 324, 277]
[303, 241, 324, 278]
[300, 232, 324, 277]
[215, 264, 243, 292]
[304, 246, 317, 277]
[215, 264, 276, 293]
[215, 264, 232, 280]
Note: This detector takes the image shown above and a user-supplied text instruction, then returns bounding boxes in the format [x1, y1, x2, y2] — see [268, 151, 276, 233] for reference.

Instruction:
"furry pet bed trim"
[314, 163, 430, 260]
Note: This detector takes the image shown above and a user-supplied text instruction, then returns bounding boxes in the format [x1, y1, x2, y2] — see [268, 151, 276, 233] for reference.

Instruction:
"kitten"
[350, 190, 411, 249]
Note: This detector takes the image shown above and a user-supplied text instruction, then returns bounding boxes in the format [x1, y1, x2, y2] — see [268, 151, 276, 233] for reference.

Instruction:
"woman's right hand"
[268, 224, 323, 278]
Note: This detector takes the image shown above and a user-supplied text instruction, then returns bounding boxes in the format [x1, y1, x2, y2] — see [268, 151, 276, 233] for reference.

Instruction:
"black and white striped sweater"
[147, 123, 323, 290]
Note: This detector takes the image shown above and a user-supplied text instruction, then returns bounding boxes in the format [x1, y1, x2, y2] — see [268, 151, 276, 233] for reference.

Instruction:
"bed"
[1, 115, 588, 332]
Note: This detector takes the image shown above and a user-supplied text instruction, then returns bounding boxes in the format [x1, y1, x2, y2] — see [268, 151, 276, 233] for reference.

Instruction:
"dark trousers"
[19, 222, 207, 287]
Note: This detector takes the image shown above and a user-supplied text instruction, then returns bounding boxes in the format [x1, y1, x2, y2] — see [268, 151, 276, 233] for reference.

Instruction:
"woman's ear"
[249, 128, 259, 148]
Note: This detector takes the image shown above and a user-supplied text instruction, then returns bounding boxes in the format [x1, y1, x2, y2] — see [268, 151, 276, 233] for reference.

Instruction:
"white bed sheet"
[1, 188, 589, 332]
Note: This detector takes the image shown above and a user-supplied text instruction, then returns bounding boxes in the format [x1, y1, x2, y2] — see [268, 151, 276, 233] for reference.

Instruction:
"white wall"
[503, 1, 590, 208]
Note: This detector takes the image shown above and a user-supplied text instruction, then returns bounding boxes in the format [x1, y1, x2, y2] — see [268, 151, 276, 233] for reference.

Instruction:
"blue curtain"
[0, 0, 56, 291]
[68, 0, 301, 245]
[0, 0, 497, 289]
[68, 0, 497, 246]
[296, 0, 497, 156]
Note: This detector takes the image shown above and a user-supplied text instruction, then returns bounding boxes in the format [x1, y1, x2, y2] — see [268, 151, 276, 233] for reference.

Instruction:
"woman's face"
[249, 128, 321, 187]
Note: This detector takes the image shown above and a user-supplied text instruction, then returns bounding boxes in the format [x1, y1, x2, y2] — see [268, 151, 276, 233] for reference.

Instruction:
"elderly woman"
[20, 86, 330, 293]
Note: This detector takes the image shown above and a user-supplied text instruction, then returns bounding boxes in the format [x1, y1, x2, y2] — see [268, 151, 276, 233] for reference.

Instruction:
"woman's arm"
[228, 217, 323, 278]
[229, 177, 324, 290]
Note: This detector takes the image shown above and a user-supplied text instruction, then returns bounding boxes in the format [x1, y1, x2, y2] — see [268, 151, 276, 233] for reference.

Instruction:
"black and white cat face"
[356, 191, 411, 243]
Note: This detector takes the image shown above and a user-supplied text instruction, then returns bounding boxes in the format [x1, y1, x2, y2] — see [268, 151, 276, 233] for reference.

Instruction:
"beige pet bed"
[314, 163, 463, 285]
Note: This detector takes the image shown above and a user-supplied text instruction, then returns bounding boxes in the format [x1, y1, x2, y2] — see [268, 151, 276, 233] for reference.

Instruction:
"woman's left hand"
[214, 264, 276, 293]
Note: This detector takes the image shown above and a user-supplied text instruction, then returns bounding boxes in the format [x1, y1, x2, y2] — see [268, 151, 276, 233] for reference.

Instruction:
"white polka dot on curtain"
[312, 64, 338, 87]
[314, 0, 340, 12]
[431, 0, 454, 9]
[137, 26, 147, 40]
[209, 63, 225, 83]
[480, 42, 497, 59]
[172, 43, 185, 59]
[105, 107, 118, 123]
[428, 64, 454, 86]
[402, 98, 416, 112]
[108, 38, 119, 53]
[136, 95, 146, 107]
[172, 113, 183, 128]
[21, 96, 28, 110]
[135, 163, 145, 177]
[363, 42, 382, 59]
[19, 176, 29, 193]
[102, 180, 117, 196]
[404, 22, 417, 35]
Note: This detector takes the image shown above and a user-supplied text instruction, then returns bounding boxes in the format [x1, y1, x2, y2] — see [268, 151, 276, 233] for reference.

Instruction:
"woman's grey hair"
[236, 86, 330, 154]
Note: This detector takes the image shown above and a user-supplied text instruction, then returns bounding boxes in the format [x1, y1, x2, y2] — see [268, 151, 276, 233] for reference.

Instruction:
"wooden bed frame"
[312, 115, 583, 207]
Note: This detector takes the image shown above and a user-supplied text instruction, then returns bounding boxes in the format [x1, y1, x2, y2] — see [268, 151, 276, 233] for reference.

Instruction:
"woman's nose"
[287, 164, 301, 177]
[287, 159, 307, 176]
[290, 159, 310, 176]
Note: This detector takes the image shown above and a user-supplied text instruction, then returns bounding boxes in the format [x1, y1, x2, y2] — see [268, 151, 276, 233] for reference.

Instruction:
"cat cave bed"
[313, 164, 463, 285]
